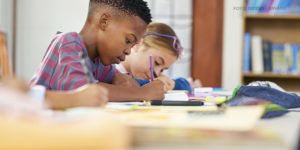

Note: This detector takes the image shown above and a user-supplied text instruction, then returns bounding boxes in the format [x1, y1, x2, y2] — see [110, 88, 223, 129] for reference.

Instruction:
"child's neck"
[79, 24, 98, 61]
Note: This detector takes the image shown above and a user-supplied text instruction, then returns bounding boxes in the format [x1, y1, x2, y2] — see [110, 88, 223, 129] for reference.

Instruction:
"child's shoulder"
[53, 32, 82, 45]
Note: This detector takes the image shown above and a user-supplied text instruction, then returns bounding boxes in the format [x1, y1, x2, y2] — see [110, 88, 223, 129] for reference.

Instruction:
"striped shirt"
[30, 32, 118, 91]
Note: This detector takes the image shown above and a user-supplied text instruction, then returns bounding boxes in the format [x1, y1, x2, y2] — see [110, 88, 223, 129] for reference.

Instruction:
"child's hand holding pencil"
[156, 75, 175, 92]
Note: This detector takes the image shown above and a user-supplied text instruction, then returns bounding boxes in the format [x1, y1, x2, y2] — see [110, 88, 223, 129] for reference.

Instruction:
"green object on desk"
[232, 85, 242, 98]
[129, 104, 139, 110]
[265, 104, 287, 112]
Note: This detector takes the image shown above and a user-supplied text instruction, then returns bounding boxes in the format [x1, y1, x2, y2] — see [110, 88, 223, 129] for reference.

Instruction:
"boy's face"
[129, 45, 177, 80]
[96, 15, 147, 65]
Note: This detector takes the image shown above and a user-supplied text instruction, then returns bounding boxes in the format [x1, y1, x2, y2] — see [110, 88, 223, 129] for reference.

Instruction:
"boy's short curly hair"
[89, 0, 152, 24]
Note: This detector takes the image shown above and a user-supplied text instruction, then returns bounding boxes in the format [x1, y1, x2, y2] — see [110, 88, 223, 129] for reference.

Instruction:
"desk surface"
[69, 103, 300, 150]
[257, 108, 300, 150]
[131, 107, 300, 150]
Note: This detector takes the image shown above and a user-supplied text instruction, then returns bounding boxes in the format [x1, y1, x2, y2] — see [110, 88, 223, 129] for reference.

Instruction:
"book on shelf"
[272, 44, 286, 73]
[246, 0, 300, 15]
[292, 44, 300, 73]
[251, 35, 264, 74]
[243, 32, 252, 73]
[262, 40, 273, 72]
[243, 33, 300, 74]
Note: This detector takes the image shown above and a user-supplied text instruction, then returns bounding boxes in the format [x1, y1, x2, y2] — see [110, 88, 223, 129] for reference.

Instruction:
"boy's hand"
[71, 84, 108, 107]
[46, 84, 109, 109]
[156, 75, 175, 91]
[142, 80, 166, 100]
[112, 74, 140, 87]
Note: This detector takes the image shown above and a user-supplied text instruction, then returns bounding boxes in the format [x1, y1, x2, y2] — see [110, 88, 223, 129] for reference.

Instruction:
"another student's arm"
[46, 84, 108, 109]
[157, 75, 175, 91]
[98, 79, 166, 102]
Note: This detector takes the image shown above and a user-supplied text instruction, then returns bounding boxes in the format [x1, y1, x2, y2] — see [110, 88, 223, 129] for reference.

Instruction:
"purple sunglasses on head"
[143, 33, 184, 57]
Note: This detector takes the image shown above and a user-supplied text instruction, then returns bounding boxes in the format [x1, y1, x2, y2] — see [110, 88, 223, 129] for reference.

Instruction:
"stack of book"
[243, 33, 300, 74]
[246, 0, 300, 15]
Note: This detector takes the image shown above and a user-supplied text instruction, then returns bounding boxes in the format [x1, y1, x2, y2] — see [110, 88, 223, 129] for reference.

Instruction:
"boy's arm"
[45, 84, 108, 109]
[112, 73, 140, 87]
[98, 80, 165, 102]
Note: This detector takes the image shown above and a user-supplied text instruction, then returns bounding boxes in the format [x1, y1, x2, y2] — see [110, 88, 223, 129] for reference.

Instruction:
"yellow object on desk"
[0, 111, 130, 150]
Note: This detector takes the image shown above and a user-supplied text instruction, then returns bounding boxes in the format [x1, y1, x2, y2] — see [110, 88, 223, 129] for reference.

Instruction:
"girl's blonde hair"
[142, 22, 180, 58]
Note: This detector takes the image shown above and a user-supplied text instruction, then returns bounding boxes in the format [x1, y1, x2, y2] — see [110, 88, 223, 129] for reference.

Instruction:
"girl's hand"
[156, 75, 175, 91]
[186, 77, 202, 89]
[142, 80, 165, 100]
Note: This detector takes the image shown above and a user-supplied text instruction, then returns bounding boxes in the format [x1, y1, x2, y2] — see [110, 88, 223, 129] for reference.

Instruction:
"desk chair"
[0, 31, 12, 78]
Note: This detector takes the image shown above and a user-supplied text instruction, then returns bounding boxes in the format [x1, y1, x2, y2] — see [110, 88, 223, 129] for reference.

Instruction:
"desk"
[116, 105, 298, 150]
[131, 109, 300, 150]
[256, 108, 300, 150]
[67, 103, 300, 150]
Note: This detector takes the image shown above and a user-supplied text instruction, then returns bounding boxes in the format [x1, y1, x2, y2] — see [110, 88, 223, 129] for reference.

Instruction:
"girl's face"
[129, 44, 177, 80]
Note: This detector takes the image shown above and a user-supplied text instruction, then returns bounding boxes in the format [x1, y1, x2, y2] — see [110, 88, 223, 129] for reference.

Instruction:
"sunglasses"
[143, 33, 184, 57]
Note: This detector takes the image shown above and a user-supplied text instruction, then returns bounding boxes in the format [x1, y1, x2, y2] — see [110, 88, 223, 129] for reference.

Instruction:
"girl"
[116, 22, 201, 93]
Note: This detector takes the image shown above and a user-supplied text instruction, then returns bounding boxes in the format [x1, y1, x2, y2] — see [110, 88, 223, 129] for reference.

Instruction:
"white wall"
[222, 0, 244, 90]
[16, 0, 89, 81]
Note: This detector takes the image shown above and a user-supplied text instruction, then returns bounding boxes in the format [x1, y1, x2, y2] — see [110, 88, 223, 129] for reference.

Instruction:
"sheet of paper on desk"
[123, 106, 265, 132]
[163, 92, 189, 101]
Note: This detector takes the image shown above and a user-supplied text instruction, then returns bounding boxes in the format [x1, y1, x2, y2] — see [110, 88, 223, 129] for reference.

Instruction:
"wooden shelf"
[243, 73, 300, 79]
[241, 0, 300, 92]
[245, 14, 300, 19]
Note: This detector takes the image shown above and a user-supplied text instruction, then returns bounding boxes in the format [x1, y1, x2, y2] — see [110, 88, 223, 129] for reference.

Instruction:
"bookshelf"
[241, 0, 300, 92]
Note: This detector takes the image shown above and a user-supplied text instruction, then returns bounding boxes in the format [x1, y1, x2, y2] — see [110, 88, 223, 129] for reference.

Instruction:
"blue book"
[281, 0, 294, 14]
[262, 40, 273, 72]
[291, 44, 300, 73]
[247, 0, 255, 14]
[254, 0, 265, 14]
[259, 0, 271, 13]
[284, 44, 293, 73]
[272, 44, 285, 73]
[248, 0, 263, 14]
[292, 0, 300, 14]
[275, 0, 288, 14]
[243, 33, 252, 73]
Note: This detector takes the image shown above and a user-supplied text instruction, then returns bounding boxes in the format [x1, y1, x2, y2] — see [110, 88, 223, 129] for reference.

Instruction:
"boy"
[31, 0, 166, 102]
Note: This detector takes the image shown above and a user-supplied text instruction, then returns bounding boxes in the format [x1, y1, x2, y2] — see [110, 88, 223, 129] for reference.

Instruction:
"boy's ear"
[99, 13, 110, 31]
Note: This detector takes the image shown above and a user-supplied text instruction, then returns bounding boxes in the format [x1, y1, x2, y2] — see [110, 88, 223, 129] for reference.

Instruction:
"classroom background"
[1, 0, 300, 150]
[1, 0, 300, 92]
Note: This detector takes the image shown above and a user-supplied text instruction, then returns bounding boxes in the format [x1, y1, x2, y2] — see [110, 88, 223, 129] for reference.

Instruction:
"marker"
[150, 55, 154, 81]
[151, 100, 204, 106]
[80, 52, 92, 83]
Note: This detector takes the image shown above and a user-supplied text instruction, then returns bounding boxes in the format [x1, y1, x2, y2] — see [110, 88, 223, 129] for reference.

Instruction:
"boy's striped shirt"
[30, 32, 118, 90]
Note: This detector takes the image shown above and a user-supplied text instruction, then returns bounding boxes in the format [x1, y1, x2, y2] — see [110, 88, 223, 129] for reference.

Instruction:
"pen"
[151, 100, 204, 106]
[80, 52, 92, 83]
